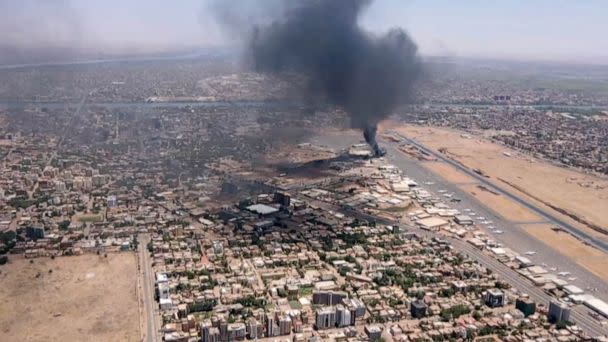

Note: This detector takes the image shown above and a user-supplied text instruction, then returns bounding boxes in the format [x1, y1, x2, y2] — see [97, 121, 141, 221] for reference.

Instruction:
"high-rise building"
[410, 300, 427, 319]
[343, 298, 366, 321]
[548, 300, 571, 324]
[484, 289, 505, 308]
[266, 312, 279, 337]
[315, 307, 336, 330]
[106, 195, 117, 207]
[201, 321, 220, 342]
[274, 191, 291, 207]
[247, 318, 260, 339]
[219, 318, 228, 341]
[279, 315, 292, 335]
[336, 305, 352, 327]
[227, 323, 247, 341]
[312, 291, 347, 306]
[208, 327, 220, 342]
[516, 297, 536, 317]
[365, 325, 383, 341]
[26, 225, 45, 240]
[200, 320, 212, 342]
[213, 241, 224, 255]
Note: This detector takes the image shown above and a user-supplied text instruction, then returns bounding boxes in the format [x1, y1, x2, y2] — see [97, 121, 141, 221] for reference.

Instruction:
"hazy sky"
[1, 0, 607, 63]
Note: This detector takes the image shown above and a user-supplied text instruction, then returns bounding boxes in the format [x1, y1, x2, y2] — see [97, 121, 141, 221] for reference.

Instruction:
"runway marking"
[510, 220, 550, 225]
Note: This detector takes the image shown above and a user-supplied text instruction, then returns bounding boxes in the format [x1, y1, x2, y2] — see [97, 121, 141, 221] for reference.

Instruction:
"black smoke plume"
[244, 0, 421, 156]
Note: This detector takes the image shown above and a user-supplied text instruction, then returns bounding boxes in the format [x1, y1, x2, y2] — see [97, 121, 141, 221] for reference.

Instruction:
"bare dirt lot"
[0, 253, 139, 342]
[421, 161, 479, 184]
[460, 183, 543, 222]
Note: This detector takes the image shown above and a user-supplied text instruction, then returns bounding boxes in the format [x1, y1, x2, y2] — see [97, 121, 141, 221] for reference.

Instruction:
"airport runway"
[393, 134, 608, 253]
[378, 137, 608, 300]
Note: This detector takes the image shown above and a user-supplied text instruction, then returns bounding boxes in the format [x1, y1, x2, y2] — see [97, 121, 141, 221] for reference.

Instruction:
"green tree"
[58, 220, 71, 231]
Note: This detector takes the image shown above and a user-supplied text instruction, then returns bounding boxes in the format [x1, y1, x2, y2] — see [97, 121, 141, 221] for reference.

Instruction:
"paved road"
[138, 234, 159, 342]
[388, 133, 608, 254]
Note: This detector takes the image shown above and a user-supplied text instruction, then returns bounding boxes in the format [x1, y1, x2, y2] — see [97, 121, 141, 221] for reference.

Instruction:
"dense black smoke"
[246, 0, 421, 156]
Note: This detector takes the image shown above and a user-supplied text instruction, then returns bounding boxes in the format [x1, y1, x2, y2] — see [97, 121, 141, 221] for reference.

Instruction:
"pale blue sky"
[1, 0, 607, 63]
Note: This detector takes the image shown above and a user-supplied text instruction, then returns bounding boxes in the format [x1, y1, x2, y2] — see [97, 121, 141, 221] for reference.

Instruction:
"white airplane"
[559, 272, 571, 277]
[494, 230, 504, 234]
[438, 189, 447, 193]
[479, 217, 486, 220]
[424, 181, 435, 185]
[550, 267, 557, 272]
[524, 251, 537, 256]
[464, 208, 472, 212]
[568, 277, 577, 281]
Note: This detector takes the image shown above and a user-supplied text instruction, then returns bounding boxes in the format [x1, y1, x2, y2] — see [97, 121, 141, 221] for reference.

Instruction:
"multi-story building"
[315, 307, 336, 330]
[278, 315, 292, 335]
[410, 300, 427, 319]
[516, 297, 536, 317]
[548, 300, 571, 324]
[484, 289, 505, 308]
[336, 305, 352, 327]
[227, 323, 246, 341]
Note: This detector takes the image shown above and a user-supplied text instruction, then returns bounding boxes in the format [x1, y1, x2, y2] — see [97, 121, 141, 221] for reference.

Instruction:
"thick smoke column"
[363, 124, 381, 156]
[248, 0, 421, 156]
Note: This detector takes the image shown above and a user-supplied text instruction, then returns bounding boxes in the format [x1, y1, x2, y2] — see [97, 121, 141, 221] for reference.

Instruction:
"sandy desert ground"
[0, 253, 139, 342]
[421, 161, 476, 184]
[459, 183, 543, 223]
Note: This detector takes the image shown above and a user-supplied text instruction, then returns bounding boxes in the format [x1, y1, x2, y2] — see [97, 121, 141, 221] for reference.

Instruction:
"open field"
[521, 223, 608, 282]
[388, 123, 608, 237]
[421, 161, 476, 184]
[0, 254, 139, 342]
[74, 213, 104, 223]
[459, 183, 543, 222]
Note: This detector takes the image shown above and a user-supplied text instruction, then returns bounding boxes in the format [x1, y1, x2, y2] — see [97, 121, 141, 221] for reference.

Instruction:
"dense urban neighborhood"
[2, 45, 608, 342]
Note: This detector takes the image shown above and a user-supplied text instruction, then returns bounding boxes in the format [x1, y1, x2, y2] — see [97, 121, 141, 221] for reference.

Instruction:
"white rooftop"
[247, 204, 279, 215]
